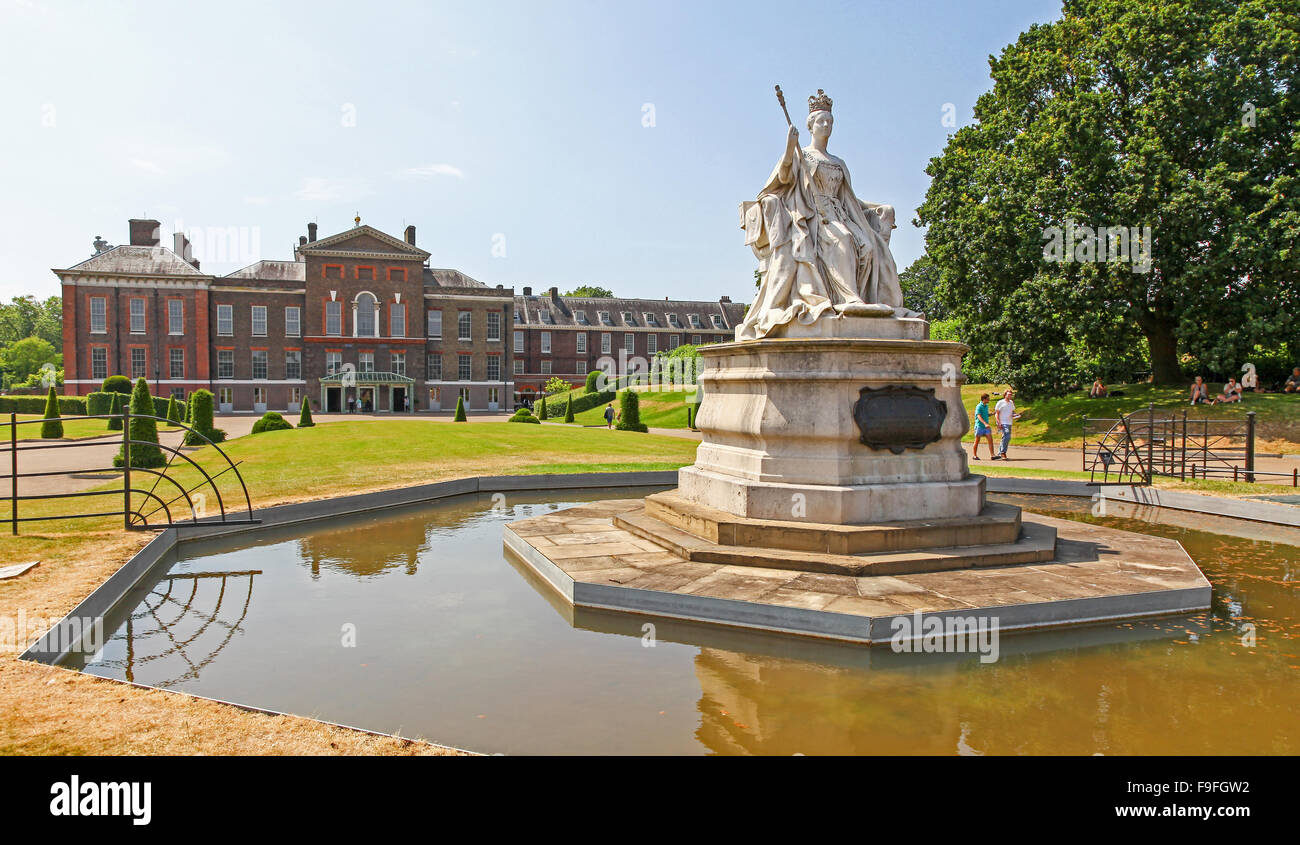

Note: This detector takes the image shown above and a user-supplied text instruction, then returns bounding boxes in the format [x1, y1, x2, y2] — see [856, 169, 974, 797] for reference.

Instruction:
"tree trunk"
[1142, 319, 1182, 385]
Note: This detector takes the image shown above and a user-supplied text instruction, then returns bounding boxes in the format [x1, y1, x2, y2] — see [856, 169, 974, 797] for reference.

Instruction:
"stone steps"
[613, 506, 1058, 577]
[643, 489, 1024, 554]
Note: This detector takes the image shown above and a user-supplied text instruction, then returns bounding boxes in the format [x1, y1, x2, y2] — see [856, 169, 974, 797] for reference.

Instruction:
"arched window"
[355, 293, 377, 337]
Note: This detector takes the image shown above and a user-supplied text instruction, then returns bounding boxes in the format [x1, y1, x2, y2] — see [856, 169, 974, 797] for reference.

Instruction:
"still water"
[62, 488, 1299, 755]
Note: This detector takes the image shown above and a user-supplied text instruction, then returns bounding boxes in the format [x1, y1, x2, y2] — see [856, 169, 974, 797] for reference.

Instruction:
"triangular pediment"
[300, 225, 430, 259]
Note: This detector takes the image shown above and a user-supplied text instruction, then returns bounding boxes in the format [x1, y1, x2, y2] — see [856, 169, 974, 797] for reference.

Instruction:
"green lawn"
[0, 420, 701, 539]
[547, 387, 697, 429]
[9, 414, 119, 441]
[959, 382, 1300, 451]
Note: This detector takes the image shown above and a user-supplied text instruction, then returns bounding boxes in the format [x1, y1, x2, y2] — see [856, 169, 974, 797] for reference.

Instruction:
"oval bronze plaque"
[852, 385, 947, 454]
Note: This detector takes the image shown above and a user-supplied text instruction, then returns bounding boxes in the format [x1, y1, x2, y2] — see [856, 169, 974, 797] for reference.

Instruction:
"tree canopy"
[564, 285, 614, 298]
[915, 0, 1299, 395]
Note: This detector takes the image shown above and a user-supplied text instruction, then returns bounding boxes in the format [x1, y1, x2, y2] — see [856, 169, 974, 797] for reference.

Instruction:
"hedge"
[508, 408, 541, 424]
[585, 370, 601, 393]
[0, 395, 88, 415]
[547, 389, 614, 419]
[101, 375, 132, 395]
[251, 412, 294, 434]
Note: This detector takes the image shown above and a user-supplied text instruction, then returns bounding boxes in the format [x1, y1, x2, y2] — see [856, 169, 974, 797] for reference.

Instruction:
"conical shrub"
[298, 399, 315, 427]
[114, 378, 166, 468]
[453, 395, 467, 422]
[40, 386, 63, 439]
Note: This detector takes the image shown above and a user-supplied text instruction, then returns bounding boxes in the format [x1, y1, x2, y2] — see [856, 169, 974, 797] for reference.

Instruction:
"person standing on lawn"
[971, 393, 995, 460]
[992, 389, 1020, 460]
[604, 403, 616, 429]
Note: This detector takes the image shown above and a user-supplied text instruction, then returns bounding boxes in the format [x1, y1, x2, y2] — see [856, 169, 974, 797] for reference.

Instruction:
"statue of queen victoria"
[737, 89, 914, 341]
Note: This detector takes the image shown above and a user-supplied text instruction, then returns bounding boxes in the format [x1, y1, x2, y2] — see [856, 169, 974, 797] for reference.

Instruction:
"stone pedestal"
[680, 317, 980, 524]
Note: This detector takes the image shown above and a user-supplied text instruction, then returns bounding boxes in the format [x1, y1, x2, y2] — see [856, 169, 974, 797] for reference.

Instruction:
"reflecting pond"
[61, 488, 1299, 755]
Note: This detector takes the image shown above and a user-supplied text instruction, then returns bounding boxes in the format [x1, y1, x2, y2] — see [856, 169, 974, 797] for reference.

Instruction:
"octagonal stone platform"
[503, 499, 1212, 644]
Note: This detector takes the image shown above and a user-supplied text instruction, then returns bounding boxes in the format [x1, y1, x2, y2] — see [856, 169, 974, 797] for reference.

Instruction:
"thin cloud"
[403, 163, 465, 179]
[130, 158, 165, 175]
[295, 176, 372, 203]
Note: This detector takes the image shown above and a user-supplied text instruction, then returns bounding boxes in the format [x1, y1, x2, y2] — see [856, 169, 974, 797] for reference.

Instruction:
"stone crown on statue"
[808, 89, 833, 113]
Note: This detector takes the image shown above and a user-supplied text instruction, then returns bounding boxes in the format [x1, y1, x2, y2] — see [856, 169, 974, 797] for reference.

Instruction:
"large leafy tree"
[563, 285, 614, 298]
[0, 296, 62, 350]
[916, 0, 1299, 393]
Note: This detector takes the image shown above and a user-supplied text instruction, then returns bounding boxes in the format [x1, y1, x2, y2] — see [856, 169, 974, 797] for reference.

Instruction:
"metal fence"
[3, 409, 258, 534]
[1082, 403, 1294, 486]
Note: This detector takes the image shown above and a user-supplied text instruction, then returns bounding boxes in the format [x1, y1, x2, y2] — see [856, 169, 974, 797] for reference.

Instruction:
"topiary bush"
[101, 375, 132, 395]
[182, 389, 226, 445]
[107, 392, 123, 431]
[251, 411, 293, 434]
[615, 389, 648, 432]
[453, 395, 467, 422]
[40, 386, 63, 439]
[508, 407, 541, 424]
[165, 396, 182, 426]
[298, 399, 315, 428]
[86, 391, 114, 417]
[585, 370, 601, 394]
[113, 378, 166, 468]
[564, 400, 575, 423]
[537, 397, 547, 420]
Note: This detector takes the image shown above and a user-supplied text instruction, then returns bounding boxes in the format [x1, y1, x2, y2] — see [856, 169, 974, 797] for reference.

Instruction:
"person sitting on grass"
[1189, 376, 1210, 405]
[1285, 368, 1300, 393]
[1089, 378, 1107, 398]
[1211, 377, 1242, 405]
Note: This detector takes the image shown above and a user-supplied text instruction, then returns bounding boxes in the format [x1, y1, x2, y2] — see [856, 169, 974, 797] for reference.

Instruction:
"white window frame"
[129, 298, 145, 333]
[576, 332, 586, 353]
[487, 311, 501, 341]
[541, 332, 551, 354]
[325, 301, 342, 336]
[217, 349, 234, 379]
[285, 306, 301, 337]
[168, 300, 184, 335]
[217, 304, 233, 337]
[286, 350, 301, 380]
[251, 349, 268, 380]
[251, 305, 267, 337]
[458, 312, 472, 341]
[601, 333, 611, 354]
[90, 297, 107, 333]
[390, 303, 406, 338]
[428, 310, 443, 338]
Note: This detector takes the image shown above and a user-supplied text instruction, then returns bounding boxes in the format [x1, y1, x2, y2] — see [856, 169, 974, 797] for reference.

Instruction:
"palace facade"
[57, 218, 745, 413]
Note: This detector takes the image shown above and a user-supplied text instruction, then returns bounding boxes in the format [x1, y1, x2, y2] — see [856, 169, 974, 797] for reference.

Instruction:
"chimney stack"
[720, 296, 731, 303]
[549, 286, 560, 299]
[307, 222, 318, 242]
[523, 286, 532, 296]
[299, 235, 308, 247]
[172, 231, 200, 269]
[128, 218, 161, 247]
[405, 225, 416, 245]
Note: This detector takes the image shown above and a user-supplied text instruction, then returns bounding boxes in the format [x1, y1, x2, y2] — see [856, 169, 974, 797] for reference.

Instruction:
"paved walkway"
[12, 415, 1297, 503]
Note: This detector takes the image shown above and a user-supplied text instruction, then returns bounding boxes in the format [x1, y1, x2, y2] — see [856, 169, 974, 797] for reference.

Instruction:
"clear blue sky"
[0, 0, 1063, 302]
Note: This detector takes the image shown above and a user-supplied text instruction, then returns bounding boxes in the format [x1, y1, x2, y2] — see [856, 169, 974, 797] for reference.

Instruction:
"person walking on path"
[992, 389, 1020, 460]
[603, 403, 616, 429]
[971, 393, 995, 460]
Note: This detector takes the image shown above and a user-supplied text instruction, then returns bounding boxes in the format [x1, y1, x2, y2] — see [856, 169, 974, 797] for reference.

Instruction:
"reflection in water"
[105, 570, 260, 687]
[60, 489, 1300, 755]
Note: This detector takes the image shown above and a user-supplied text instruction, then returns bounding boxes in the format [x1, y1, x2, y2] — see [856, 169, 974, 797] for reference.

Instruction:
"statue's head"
[806, 109, 833, 141]
[806, 89, 834, 141]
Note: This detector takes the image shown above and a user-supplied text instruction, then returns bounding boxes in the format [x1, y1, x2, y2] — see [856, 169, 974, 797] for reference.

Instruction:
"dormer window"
[644, 313, 659, 327]
[711, 314, 725, 328]
[599, 311, 612, 325]
[539, 309, 555, 324]
[575, 310, 589, 325]
[689, 314, 703, 329]
[622, 311, 636, 326]
[668, 314, 682, 328]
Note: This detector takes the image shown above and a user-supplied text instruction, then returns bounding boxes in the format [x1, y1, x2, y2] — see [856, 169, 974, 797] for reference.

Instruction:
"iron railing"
[1082, 403, 1287, 486]
[3, 408, 258, 534]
